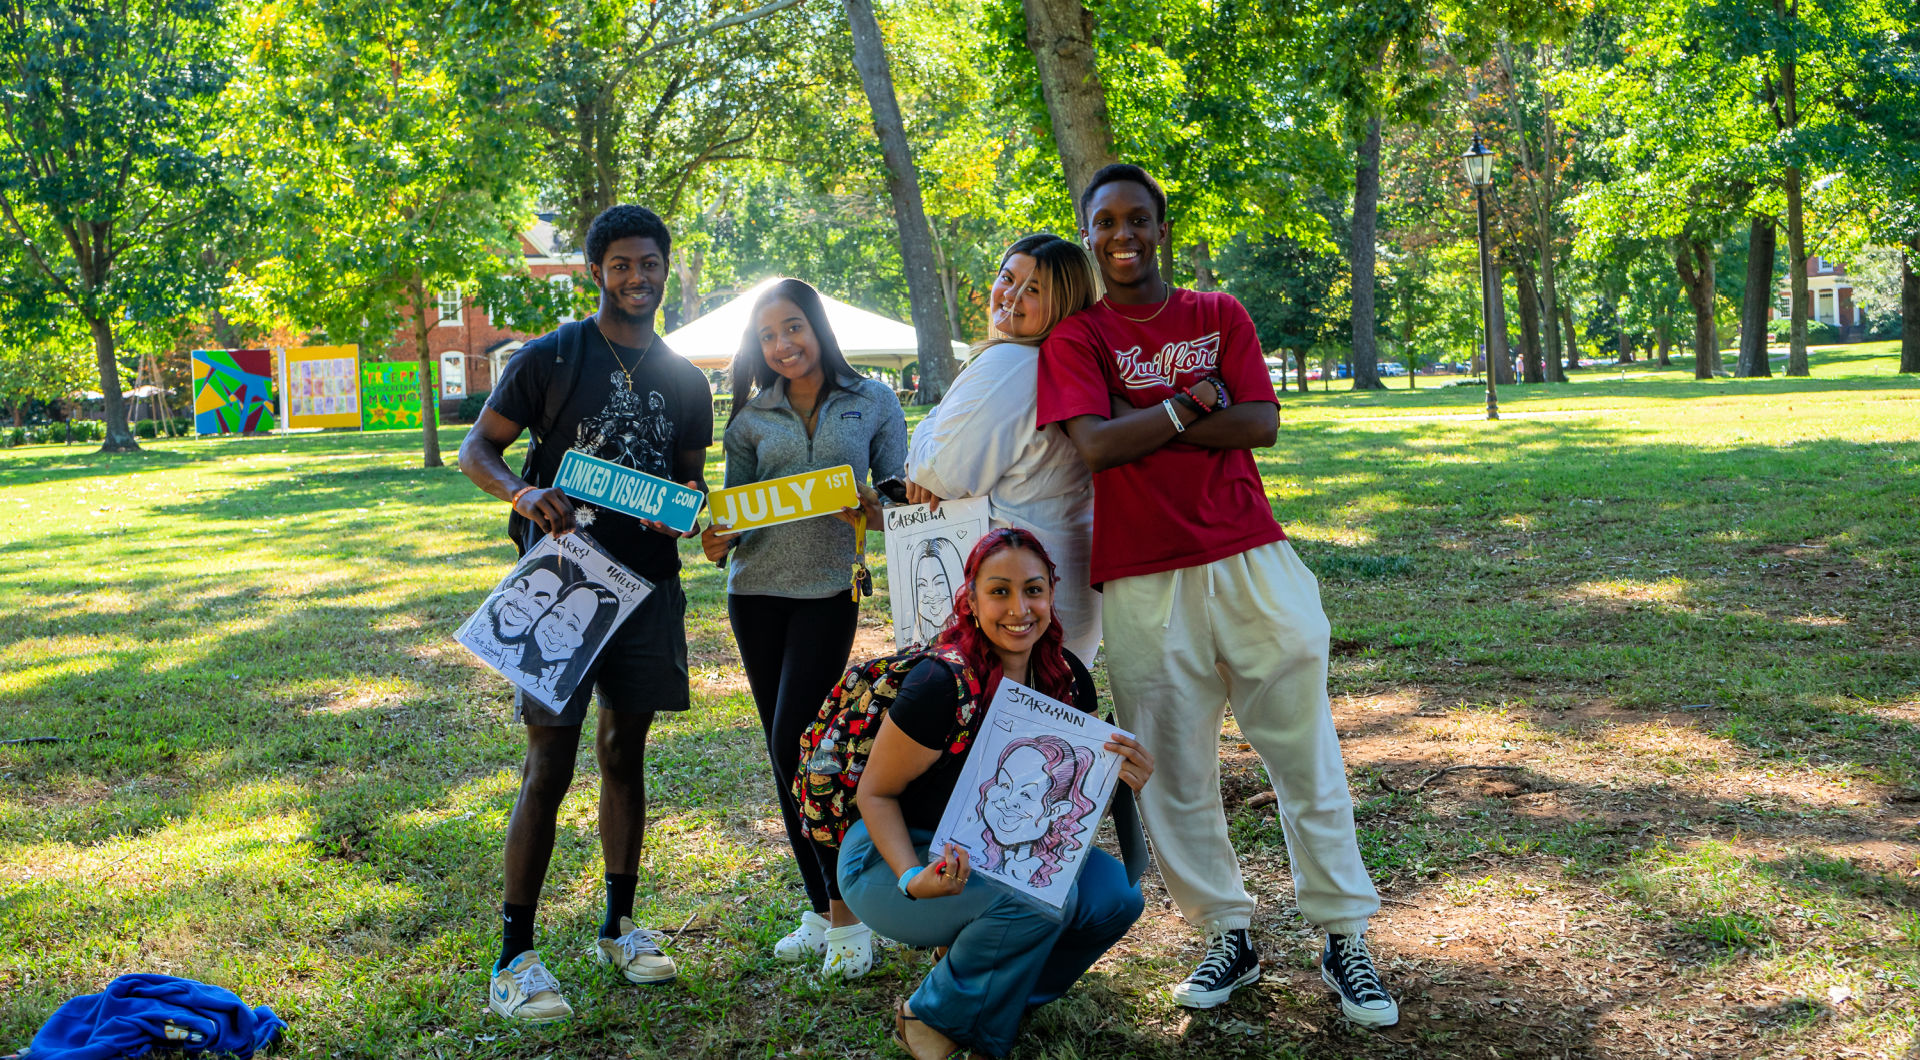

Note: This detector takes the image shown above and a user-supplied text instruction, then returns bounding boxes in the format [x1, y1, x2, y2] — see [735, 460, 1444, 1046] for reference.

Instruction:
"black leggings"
[729, 592, 860, 911]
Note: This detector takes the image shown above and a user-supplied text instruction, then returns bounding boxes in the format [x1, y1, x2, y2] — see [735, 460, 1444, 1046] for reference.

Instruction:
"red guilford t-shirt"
[1036, 288, 1284, 585]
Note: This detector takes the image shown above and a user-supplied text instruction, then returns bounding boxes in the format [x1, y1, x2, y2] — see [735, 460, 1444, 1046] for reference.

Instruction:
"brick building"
[380, 217, 587, 410]
[1772, 255, 1866, 341]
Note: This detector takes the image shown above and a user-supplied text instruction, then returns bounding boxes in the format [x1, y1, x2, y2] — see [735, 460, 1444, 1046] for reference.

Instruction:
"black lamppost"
[1463, 134, 1497, 420]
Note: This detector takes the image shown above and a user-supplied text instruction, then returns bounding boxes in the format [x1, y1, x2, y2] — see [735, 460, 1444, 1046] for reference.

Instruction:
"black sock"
[499, 902, 536, 973]
[602, 874, 638, 938]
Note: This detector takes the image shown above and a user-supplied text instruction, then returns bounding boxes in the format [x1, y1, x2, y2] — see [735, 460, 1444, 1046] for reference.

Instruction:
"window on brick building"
[437, 287, 462, 325]
[549, 274, 575, 323]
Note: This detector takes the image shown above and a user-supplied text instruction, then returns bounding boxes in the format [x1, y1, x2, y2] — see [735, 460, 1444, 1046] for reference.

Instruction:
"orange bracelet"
[509, 485, 537, 510]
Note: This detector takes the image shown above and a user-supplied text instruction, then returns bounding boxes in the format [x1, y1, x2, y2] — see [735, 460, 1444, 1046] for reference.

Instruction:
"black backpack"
[506, 320, 590, 554]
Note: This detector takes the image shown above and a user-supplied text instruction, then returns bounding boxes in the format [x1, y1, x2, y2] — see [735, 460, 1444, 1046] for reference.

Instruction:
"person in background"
[904, 233, 1102, 663]
[1037, 164, 1399, 1025]
[458, 204, 711, 1023]
[840, 528, 1154, 1060]
[700, 278, 906, 978]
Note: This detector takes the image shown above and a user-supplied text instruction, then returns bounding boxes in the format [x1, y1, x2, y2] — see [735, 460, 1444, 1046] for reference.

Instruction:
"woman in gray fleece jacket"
[699, 278, 906, 978]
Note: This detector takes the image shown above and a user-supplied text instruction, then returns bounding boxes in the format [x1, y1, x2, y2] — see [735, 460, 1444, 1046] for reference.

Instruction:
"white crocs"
[774, 910, 831, 963]
[822, 922, 874, 979]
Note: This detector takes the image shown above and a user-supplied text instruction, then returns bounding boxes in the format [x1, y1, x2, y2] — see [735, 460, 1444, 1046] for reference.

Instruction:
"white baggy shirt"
[906, 341, 1101, 662]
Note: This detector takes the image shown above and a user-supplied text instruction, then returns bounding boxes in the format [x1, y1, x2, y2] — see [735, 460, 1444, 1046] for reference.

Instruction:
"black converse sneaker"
[1171, 927, 1261, 1008]
[1320, 932, 1399, 1026]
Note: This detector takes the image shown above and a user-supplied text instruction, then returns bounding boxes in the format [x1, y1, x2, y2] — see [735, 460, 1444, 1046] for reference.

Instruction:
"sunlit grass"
[0, 344, 1915, 1056]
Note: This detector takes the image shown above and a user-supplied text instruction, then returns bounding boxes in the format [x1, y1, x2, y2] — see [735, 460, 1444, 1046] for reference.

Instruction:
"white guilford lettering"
[1115, 331, 1222, 390]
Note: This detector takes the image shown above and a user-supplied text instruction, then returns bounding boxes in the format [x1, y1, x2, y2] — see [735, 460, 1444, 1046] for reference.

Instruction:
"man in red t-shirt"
[1036, 164, 1397, 1026]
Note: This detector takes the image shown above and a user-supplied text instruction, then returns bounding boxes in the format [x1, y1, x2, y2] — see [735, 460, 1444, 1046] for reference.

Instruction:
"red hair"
[934, 528, 1074, 703]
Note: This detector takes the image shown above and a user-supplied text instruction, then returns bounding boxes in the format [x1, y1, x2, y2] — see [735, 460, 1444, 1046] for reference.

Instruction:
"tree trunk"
[409, 278, 444, 468]
[1190, 239, 1217, 292]
[1783, 164, 1810, 376]
[1739, 214, 1777, 377]
[1901, 238, 1919, 373]
[1675, 239, 1718, 380]
[1560, 302, 1582, 372]
[1657, 307, 1673, 366]
[1349, 117, 1385, 390]
[675, 243, 704, 324]
[1778, 1, 1811, 378]
[1541, 255, 1566, 382]
[1489, 260, 1513, 384]
[1613, 294, 1632, 363]
[940, 265, 965, 341]
[845, 0, 958, 402]
[1512, 259, 1545, 383]
[1295, 349, 1307, 393]
[85, 315, 139, 453]
[1021, 0, 1118, 221]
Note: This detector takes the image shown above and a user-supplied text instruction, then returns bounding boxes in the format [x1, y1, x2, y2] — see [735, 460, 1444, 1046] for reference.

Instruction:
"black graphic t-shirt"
[489, 319, 714, 583]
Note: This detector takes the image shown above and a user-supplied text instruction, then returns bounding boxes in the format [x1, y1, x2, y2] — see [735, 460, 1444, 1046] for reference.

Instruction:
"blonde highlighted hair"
[969, 233, 1097, 356]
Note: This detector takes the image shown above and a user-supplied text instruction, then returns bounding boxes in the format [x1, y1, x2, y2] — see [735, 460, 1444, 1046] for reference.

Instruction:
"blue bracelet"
[897, 865, 925, 900]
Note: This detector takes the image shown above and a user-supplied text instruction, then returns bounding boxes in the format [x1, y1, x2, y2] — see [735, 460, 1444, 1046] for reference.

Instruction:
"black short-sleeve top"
[885, 650, 1097, 833]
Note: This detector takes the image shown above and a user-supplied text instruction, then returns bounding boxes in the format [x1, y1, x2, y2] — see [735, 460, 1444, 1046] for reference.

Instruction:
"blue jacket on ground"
[27, 974, 286, 1060]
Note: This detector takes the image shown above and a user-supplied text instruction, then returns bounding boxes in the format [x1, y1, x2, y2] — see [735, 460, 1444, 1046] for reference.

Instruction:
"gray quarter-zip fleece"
[722, 370, 907, 599]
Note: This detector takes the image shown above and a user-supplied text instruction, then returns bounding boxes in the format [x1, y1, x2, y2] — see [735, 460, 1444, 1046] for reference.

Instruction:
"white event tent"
[661, 277, 970, 373]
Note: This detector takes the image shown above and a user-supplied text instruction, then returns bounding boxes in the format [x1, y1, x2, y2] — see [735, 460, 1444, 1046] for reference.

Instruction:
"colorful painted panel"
[192, 349, 277, 435]
[281, 345, 363, 429]
[359, 361, 439, 432]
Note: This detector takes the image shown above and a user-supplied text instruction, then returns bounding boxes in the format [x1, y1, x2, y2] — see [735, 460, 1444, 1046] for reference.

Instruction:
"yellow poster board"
[280, 345, 363, 429]
[709, 464, 858, 535]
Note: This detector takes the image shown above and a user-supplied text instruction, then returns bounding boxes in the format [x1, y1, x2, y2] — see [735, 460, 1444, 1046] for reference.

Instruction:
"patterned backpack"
[793, 645, 981, 848]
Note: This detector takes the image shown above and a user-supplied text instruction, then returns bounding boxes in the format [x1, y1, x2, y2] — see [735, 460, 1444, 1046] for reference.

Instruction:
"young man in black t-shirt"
[458, 205, 713, 1023]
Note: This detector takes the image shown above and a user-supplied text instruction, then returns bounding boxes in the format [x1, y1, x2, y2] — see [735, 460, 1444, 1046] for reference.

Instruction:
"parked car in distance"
[1379, 362, 1408, 376]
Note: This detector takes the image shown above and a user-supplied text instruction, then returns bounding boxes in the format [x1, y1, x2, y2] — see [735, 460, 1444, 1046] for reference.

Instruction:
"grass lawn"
[2, 343, 1916, 1059]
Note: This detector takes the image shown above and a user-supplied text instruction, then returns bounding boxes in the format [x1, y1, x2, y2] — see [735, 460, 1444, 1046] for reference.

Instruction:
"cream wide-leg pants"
[1104, 539, 1378, 937]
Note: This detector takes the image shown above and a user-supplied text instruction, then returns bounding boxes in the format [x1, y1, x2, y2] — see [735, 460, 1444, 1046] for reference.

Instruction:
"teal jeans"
[838, 819, 1143, 1057]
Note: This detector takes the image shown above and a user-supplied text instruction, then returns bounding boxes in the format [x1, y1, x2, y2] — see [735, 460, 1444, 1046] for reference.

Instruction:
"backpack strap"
[508, 320, 588, 555]
[520, 319, 588, 476]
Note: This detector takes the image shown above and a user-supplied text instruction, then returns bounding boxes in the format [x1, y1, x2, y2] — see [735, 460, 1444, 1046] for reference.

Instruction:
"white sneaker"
[774, 910, 830, 963]
[822, 922, 874, 979]
[488, 951, 573, 1023]
[590, 916, 678, 984]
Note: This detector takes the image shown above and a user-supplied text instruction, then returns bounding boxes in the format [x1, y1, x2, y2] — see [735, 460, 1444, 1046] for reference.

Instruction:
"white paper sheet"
[930, 679, 1130, 913]
[455, 532, 652, 712]
[882, 496, 991, 649]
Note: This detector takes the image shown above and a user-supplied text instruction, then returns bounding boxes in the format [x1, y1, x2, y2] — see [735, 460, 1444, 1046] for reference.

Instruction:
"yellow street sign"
[709, 464, 858, 535]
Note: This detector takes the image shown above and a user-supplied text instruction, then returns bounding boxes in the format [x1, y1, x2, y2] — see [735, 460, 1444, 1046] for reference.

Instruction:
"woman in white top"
[905, 233, 1102, 662]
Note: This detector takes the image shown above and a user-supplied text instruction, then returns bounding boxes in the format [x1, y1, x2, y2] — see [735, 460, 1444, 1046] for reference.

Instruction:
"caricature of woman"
[974, 735, 1097, 888]
[523, 583, 621, 707]
[910, 537, 964, 647]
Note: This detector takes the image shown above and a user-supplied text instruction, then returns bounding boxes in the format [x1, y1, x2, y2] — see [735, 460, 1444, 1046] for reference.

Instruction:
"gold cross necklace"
[596, 320, 654, 391]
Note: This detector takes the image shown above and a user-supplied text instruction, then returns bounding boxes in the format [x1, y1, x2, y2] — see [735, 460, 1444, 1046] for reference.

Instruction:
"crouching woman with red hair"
[838, 528, 1155, 1059]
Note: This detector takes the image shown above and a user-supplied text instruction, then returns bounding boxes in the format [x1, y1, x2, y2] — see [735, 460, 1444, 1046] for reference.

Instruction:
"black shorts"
[518, 576, 690, 727]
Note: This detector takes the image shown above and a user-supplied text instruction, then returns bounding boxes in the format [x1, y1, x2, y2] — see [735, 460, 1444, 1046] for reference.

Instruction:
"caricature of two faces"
[486, 560, 602, 674]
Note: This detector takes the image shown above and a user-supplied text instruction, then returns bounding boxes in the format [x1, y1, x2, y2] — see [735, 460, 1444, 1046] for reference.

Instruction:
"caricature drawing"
[974, 735, 1098, 887]
[472, 559, 566, 670]
[911, 536, 965, 645]
[456, 532, 651, 713]
[519, 582, 622, 705]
